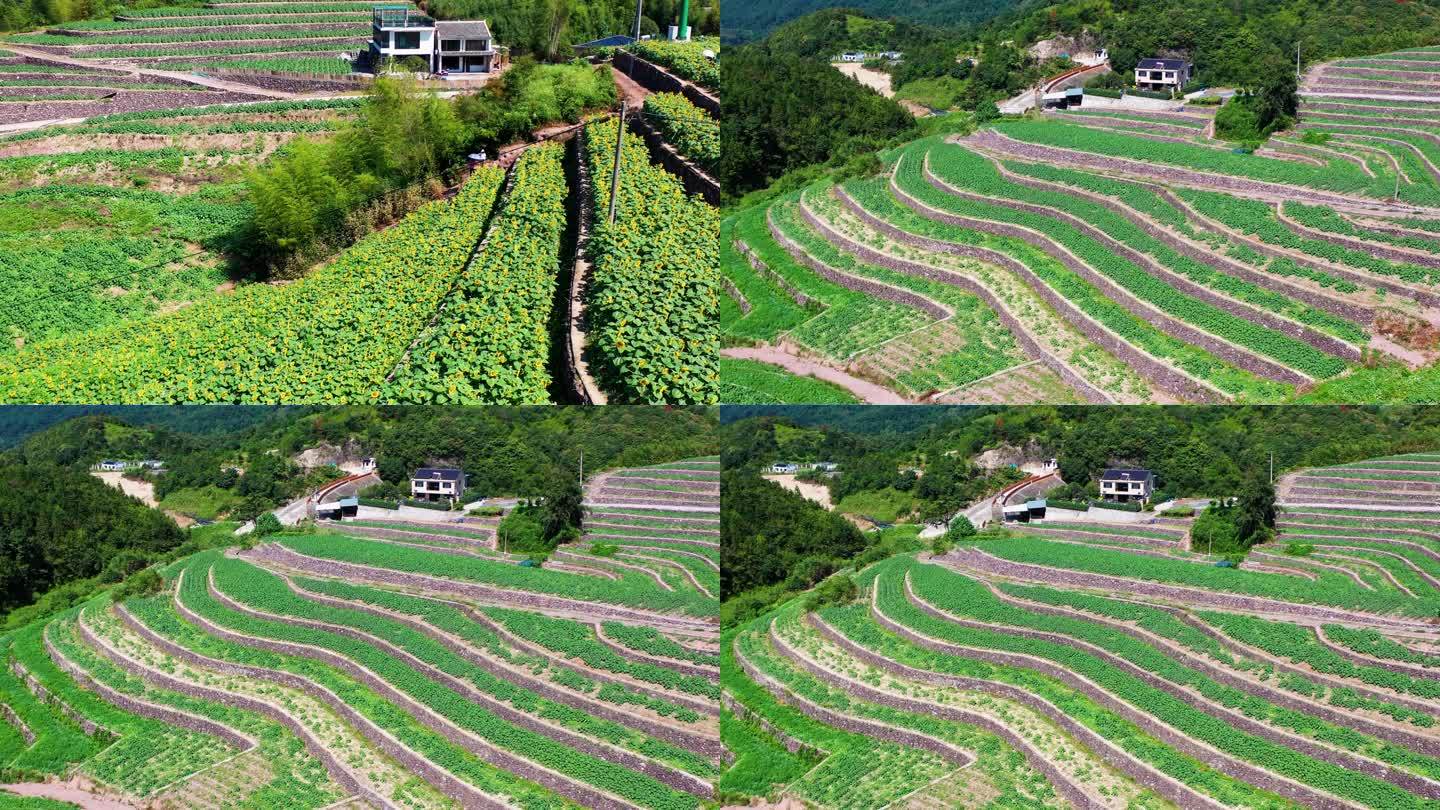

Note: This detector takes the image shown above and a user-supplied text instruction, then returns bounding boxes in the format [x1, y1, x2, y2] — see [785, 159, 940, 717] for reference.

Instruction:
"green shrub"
[496, 505, 548, 552]
[590, 543, 619, 557]
[254, 512, 282, 537]
[803, 574, 858, 611]
[1285, 542, 1315, 556]
[944, 515, 976, 542]
[111, 568, 162, 603]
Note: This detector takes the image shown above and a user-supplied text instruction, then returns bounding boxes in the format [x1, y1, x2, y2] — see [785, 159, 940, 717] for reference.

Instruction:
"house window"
[466, 39, 487, 50]
[395, 31, 420, 49]
[442, 39, 460, 51]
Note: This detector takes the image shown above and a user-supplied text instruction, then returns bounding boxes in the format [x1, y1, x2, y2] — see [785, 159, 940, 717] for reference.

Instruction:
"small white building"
[371, 6, 497, 74]
[1099, 468, 1155, 504]
[99, 460, 125, 472]
[839, 52, 868, 62]
[1134, 57, 1191, 92]
[360, 456, 377, 471]
[411, 467, 466, 501]
[770, 462, 799, 474]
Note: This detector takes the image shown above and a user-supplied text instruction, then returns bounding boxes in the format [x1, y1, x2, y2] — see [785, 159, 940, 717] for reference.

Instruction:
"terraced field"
[0, 0, 389, 110]
[724, 71, 1440, 402]
[574, 458, 720, 603]
[0, 476, 720, 807]
[725, 499, 1440, 808]
[0, 114, 717, 404]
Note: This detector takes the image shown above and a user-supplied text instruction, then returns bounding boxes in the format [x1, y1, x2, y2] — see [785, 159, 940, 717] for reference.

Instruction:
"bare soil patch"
[763, 474, 833, 509]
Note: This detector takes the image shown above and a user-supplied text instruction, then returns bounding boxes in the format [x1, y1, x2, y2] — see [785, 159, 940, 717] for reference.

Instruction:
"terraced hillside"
[0, 0, 396, 110]
[724, 502, 1440, 808]
[0, 115, 718, 404]
[723, 92, 1440, 403]
[0, 508, 720, 807]
[572, 458, 720, 603]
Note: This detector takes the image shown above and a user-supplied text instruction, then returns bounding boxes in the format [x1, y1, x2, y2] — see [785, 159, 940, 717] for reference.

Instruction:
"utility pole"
[1269, 452, 1274, 484]
[1296, 41, 1301, 84]
[579, 449, 584, 489]
[608, 104, 626, 224]
[632, 0, 644, 41]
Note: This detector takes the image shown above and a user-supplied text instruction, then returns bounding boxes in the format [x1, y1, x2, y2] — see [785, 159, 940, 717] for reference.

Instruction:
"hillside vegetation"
[722, 410, 1440, 809]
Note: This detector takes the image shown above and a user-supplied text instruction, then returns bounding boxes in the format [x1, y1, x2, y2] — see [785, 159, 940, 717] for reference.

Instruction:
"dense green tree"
[0, 464, 183, 614]
[720, 44, 916, 198]
[721, 470, 865, 598]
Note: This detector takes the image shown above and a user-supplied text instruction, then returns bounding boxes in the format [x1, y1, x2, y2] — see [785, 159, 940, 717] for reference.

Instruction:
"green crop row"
[852, 562, 1292, 807]
[1200, 611, 1440, 702]
[630, 38, 717, 90]
[64, 602, 345, 808]
[718, 214, 814, 339]
[12, 25, 367, 45]
[289, 576, 706, 720]
[995, 118, 1439, 205]
[727, 202, 926, 358]
[0, 166, 505, 403]
[893, 140, 1288, 400]
[928, 142, 1352, 376]
[276, 533, 716, 616]
[600, 622, 717, 667]
[583, 121, 719, 404]
[61, 12, 369, 30]
[1003, 582, 1435, 726]
[210, 559, 712, 790]
[775, 187, 1025, 392]
[643, 92, 717, 173]
[1179, 188, 1440, 287]
[0, 638, 97, 775]
[67, 39, 360, 59]
[905, 564, 1440, 785]
[152, 554, 569, 808]
[898, 559, 1437, 808]
[166, 55, 358, 74]
[384, 144, 567, 404]
[720, 624, 950, 808]
[984, 536, 1440, 616]
[1323, 624, 1440, 669]
[739, 607, 1059, 806]
[484, 607, 719, 699]
[119, 3, 390, 16]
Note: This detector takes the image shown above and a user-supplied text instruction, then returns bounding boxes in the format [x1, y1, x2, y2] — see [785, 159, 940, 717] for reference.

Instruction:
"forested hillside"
[723, 0, 1025, 44]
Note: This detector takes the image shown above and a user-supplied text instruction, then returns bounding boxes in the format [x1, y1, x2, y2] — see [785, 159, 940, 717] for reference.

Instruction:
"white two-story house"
[1099, 468, 1155, 504]
[411, 467, 466, 502]
[371, 6, 498, 74]
[1134, 57, 1191, 92]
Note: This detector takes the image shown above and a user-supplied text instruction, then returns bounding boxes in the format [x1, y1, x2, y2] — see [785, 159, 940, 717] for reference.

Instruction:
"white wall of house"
[375, 27, 435, 64]
[411, 478, 459, 497]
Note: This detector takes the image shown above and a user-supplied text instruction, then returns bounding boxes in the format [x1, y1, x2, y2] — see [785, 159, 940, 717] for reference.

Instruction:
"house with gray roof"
[1134, 57, 1191, 92]
[371, 6, 499, 74]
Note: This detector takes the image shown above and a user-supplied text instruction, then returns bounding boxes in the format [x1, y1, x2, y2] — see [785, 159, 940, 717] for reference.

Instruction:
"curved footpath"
[720, 347, 906, 404]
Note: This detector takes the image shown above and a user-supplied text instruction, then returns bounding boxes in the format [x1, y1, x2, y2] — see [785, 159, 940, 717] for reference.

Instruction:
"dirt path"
[2, 781, 136, 809]
[610, 65, 651, 108]
[722, 346, 907, 404]
[0, 44, 300, 98]
[833, 62, 893, 97]
[762, 474, 833, 509]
